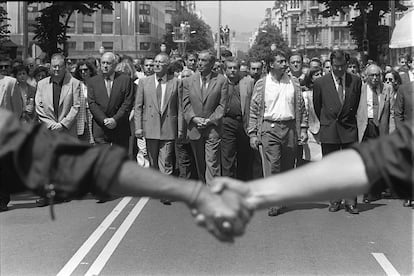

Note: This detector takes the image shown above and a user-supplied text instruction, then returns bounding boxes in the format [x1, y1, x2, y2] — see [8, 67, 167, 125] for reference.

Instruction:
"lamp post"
[116, 15, 123, 52]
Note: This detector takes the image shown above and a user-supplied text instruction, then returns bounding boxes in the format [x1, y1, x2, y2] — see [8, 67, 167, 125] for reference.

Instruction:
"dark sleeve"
[351, 122, 413, 199]
[113, 76, 134, 122]
[0, 109, 128, 199]
[313, 81, 322, 120]
[87, 78, 107, 125]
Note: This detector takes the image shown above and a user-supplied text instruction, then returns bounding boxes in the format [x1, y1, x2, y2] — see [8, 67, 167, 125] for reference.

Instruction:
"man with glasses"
[134, 53, 183, 204]
[356, 64, 392, 203]
[313, 49, 362, 214]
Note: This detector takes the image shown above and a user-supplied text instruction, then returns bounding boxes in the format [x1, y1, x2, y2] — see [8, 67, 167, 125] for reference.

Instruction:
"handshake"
[188, 177, 259, 242]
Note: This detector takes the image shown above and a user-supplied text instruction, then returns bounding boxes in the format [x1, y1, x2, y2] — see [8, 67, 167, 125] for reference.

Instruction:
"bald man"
[87, 52, 134, 149]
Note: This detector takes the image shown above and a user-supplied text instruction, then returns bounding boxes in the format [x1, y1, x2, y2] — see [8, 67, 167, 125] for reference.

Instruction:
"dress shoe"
[36, 197, 49, 207]
[328, 203, 341, 212]
[0, 202, 8, 212]
[268, 206, 284, 216]
[403, 200, 413, 207]
[345, 205, 359, 214]
[160, 199, 172, 205]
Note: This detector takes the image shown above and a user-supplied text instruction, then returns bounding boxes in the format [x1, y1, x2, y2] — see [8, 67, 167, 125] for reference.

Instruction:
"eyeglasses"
[384, 78, 394, 82]
[0, 65, 10, 69]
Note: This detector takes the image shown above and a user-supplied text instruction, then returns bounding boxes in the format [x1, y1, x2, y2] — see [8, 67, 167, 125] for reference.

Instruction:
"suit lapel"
[239, 79, 247, 115]
[203, 73, 217, 103]
[328, 74, 342, 108]
[161, 77, 173, 115]
[148, 75, 160, 112]
[378, 84, 386, 120]
[193, 73, 203, 102]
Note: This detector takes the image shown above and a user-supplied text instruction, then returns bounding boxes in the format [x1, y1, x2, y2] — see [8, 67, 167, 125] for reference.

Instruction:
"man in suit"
[134, 53, 183, 183]
[182, 50, 228, 184]
[87, 52, 134, 150]
[356, 64, 392, 203]
[35, 53, 81, 207]
[221, 57, 254, 180]
[394, 80, 413, 207]
[313, 49, 362, 214]
[248, 50, 308, 216]
[35, 53, 80, 136]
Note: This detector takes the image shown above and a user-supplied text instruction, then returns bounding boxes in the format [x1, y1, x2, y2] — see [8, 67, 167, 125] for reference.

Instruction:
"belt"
[264, 119, 294, 123]
[225, 114, 242, 120]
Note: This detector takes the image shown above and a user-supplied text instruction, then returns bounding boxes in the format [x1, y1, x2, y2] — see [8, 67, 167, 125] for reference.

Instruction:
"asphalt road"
[1, 192, 412, 276]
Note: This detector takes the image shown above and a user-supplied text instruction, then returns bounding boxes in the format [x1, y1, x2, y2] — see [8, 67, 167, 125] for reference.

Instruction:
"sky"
[195, 1, 274, 35]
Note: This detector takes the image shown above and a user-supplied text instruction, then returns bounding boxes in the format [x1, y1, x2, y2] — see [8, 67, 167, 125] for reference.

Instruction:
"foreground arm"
[0, 108, 251, 242]
[213, 122, 413, 209]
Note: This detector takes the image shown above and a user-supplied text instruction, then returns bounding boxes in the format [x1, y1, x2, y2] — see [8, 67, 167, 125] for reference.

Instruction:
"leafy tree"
[31, 1, 114, 59]
[164, 7, 214, 54]
[247, 24, 290, 63]
[318, 0, 408, 61]
[0, 5, 10, 43]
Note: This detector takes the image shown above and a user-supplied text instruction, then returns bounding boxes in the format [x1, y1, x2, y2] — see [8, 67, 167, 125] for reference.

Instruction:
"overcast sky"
[195, 1, 273, 35]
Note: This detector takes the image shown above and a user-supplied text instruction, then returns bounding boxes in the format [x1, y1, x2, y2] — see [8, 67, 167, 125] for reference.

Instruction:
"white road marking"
[56, 197, 132, 276]
[372, 253, 401, 276]
[85, 197, 150, 276]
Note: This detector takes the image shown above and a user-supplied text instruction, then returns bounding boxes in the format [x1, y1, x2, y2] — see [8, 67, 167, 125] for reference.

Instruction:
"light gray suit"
[134, 74, 182, 174]
[35, 72, 81, 137]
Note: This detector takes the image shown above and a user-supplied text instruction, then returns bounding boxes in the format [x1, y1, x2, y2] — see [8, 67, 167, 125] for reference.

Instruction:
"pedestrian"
[313, 49, 362, 214]
[248, 50, 308, 216]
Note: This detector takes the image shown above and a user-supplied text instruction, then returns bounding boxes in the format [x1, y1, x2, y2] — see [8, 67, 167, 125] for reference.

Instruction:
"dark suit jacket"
[394, 81, 413, 130]
[239, 75, 255, 133]
[87, 72, 134, 147]
[182, 71, 228, 140]
[356, 83, 392, 142]
[134, 74, 182, 140]
[313, 72, 362, 144]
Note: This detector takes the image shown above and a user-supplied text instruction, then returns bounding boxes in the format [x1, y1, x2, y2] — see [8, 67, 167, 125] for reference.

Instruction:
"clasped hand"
[192, 117, 210, 129]
[190, 178, 256, 242]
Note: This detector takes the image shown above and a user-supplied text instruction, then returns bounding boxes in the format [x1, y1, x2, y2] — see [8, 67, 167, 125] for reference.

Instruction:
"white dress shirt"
[154, 74, 167, 110]
[263, 73, 295, 121]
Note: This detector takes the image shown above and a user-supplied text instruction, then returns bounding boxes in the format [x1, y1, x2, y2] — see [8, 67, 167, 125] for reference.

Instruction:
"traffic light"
[362, 39, 369, 54]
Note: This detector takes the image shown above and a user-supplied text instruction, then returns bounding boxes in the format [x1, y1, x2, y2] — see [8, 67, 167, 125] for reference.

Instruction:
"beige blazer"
[134, 74, 182, 140]
[356, 83, 391, 142]
[239, 75, 255, 133]
[0, 76, 23, 118]
[35, 72, 81, 136]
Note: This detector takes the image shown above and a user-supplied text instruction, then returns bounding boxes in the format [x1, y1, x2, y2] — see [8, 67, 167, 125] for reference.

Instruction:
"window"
[140, 42, 151, 51]
[139, 4, 150, 15]
[83, 41, 95, 50]
[139, 15, 151, 34]
[334, 30, 340, 43]
[67, 41, 76, 49]
[67, 21, 75, 33]
[83, 22, 94, 33]
[102, 22, 113, 34]
[102, 8, 113, 15]
[102, 41, 113, 51]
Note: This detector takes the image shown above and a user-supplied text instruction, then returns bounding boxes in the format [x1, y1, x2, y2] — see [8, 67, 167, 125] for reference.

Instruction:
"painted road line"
[56, 197, 132, 276]
[372, 253, 401, 276]
[85, 197, 150, 276]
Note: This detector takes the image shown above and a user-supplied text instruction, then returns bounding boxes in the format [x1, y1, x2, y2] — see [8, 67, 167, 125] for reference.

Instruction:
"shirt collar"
[200, 72, 212, 82]
[50, 71, 66, 85]
[104, 72, 115, 81]
[155, 73, 167, 82]
[332, 71, 345, 82]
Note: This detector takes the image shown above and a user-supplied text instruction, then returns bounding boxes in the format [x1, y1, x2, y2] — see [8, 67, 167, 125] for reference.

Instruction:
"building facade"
[6, 1, 176, 60]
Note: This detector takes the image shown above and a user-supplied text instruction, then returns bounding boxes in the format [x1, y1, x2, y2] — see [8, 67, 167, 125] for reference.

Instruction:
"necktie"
[105, 78, 111, 97]
[156, 78, 162, 109]
[201, 77, 207, 99]
[337, 77, 344, 104]
[372, 87, 379, 125]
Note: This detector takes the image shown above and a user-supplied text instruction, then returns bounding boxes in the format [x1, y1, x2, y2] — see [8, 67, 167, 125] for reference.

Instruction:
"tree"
[163, 8, 214, 55]
[0, 5, 10, 43]
[31, 1, 114, 59]
[318, 1, 408, 62]
[247, 24, 290, 63]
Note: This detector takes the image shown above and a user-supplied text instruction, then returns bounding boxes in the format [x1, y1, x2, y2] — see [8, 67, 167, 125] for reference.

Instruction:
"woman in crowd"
[383, 69, 402, 133]
[12, 64, 36, 123]
[73, 61, 97, 144]
[301, 66, 323, 163]
[32, 65, 49, 84]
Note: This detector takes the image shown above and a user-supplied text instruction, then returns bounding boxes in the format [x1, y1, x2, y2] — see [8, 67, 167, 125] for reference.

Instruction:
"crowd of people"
[0, 46, 412, 218]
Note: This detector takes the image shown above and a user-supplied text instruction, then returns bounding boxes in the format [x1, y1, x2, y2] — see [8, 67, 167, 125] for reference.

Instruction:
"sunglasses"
[80, 68, 89, 72]
[0, 65, 10, 69]
[384, 78, 394, 82]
